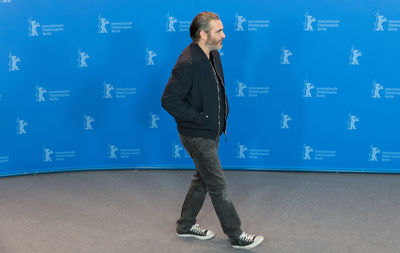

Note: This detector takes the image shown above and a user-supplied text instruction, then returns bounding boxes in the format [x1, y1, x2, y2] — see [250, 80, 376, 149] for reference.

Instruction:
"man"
[161, 12, 264, 250]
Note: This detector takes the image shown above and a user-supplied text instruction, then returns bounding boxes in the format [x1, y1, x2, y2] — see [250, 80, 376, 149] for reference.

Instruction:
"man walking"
[161, 12, 263, 250]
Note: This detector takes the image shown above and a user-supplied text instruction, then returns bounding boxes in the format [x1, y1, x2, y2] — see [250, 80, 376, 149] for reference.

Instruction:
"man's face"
[205, 19, 225, 51]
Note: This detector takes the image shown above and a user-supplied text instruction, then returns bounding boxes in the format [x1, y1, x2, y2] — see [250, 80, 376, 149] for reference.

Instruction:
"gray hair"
[190, 12, 220, 43]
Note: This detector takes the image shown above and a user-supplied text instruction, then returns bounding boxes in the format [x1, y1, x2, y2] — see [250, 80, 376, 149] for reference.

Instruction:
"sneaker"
[231, 232, 264, 249]
[176, 224, 215, 240]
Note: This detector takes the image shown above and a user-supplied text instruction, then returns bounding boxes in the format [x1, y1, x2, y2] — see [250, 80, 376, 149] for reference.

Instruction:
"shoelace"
[239, 233, 255, 243]
[190, 224, 206, 235]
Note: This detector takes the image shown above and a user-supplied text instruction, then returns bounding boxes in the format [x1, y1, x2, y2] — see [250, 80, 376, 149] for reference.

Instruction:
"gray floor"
[1, 170, 400, 253]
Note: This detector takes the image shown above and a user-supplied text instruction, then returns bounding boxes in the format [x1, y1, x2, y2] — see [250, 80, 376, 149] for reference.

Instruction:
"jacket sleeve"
[161, 62, 202, 123]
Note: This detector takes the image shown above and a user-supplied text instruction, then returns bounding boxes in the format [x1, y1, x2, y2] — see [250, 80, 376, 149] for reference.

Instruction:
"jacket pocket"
[180, 112, 216, 130]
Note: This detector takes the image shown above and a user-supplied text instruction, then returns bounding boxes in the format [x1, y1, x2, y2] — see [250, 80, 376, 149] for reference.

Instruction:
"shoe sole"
[232, 236, 264, 250]
[176, 232, 215, 240]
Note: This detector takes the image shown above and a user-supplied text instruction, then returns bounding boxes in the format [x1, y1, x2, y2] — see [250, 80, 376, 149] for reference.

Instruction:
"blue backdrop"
[1, 0, 400, 177]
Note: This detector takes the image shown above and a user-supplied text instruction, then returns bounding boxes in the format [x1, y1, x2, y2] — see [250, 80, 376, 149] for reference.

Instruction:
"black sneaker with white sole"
[231, 232, 264, 249]
[176, 224, 215, 240]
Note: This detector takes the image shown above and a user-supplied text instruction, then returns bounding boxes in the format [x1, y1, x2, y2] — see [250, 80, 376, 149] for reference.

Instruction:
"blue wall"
[1, 0, 400, 176]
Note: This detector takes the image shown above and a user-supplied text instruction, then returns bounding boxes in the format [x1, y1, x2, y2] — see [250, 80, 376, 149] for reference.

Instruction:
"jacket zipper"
[210, 61, 228, 142]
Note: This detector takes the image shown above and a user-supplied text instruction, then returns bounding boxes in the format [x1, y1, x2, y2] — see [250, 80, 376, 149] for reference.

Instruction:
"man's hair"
[190, 12, 220, 43]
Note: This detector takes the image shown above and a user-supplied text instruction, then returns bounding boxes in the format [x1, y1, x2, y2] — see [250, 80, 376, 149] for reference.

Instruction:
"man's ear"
[199, 30, 208, 42]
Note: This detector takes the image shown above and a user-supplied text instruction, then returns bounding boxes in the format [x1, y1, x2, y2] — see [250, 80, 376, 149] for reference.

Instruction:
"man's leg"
[177, 134, 264, 249]
[176, 170, 207, 233]
[183, 136, 242, 241]
[176, 134, 208, 233]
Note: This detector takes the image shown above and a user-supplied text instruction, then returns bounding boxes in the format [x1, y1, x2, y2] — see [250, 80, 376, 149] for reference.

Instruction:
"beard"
[205, 36, 223, 51]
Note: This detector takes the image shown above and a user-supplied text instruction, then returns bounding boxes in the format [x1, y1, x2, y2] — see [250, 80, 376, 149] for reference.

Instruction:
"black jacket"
[161, 43, 229, 140]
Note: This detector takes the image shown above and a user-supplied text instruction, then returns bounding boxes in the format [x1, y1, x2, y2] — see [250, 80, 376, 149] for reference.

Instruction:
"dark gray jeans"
[176, 134, 242, 241]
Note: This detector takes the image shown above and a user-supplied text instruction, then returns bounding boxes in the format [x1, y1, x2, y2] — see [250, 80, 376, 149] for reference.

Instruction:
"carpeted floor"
[0, 169, 399, 253]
